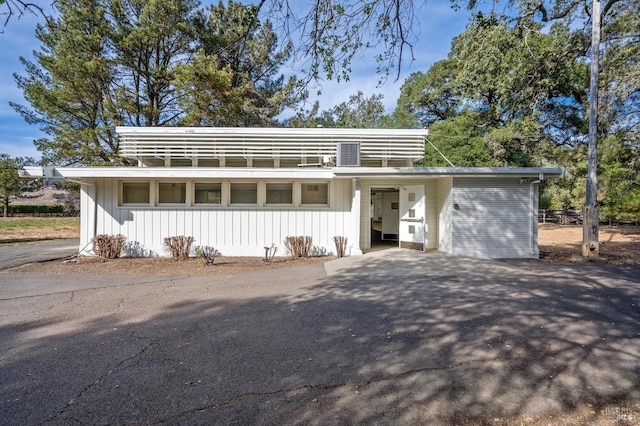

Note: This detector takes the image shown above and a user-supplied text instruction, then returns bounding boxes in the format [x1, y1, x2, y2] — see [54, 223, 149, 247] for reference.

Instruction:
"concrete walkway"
[0, 249, 639, 424]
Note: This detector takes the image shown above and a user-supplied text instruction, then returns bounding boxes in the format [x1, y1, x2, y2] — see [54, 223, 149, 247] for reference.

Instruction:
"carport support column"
[350, 178, 363, 255]
[79, 179, 97, 256]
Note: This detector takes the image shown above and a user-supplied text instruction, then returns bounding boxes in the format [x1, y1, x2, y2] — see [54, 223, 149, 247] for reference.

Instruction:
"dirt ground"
[539, 223, 640, 265]
[7, 223, 640, 275]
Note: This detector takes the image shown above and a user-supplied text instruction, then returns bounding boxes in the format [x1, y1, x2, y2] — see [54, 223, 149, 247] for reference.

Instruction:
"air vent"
[336, 142, 360, 167]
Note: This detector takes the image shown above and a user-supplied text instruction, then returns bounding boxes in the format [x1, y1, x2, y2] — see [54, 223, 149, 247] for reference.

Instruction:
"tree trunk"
[583, 0, 600, 258]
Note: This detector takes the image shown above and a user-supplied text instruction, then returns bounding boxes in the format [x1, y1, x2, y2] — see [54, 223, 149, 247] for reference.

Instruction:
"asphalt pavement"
[0, 239, 79, 270]
[0, 249, 639, 425]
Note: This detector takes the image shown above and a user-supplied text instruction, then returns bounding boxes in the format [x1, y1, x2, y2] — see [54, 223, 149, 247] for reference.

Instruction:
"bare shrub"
[263, 244, 278, 263]
[284, 236, 312, 257]
[164, 236, 194, 260]
[333, 236, 348, 257]
[195, 246, 219, 265]
[93, 234, 126, 259]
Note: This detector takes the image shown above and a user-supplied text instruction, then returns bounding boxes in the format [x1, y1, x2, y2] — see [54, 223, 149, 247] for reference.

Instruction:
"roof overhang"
[19, 166, 335, 180]
[333, 167, 564, 179]
[21, 166, 563, 181]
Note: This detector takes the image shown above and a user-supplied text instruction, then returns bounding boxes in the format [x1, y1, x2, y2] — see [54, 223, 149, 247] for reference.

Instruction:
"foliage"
[93, 234, 126, 258]
[175, 1, 301, 127]
[12, 0, 303, 165]
[195, 245, 220, 265]
[8, 204, 66, 215]
[253, 0, 423, 83]
[164, 235, 194, 260]
[0, 154, 36, 218]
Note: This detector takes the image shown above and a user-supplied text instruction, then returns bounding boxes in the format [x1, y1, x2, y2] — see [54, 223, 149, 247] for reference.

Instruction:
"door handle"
[401, 218, 424, 223]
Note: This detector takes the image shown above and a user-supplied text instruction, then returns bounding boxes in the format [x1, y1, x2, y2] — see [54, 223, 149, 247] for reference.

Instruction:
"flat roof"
[21, 166, 563, 180]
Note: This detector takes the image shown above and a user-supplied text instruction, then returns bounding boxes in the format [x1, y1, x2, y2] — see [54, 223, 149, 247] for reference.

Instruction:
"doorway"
[370, 187, 400, 250]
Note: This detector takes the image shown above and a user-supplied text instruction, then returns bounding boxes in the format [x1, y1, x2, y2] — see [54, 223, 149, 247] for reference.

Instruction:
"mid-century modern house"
[21, 127, 562, 258]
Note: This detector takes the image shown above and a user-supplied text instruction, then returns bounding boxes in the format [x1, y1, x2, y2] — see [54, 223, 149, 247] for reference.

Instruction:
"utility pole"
[583, 0, 601, 257]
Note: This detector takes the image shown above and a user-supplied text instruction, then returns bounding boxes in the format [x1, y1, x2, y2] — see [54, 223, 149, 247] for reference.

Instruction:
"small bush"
[333, 236, 348, 257]
[164, 236, 194, 260]
[263, 244, 277, 263]
[195, 246, 219, 265]
[93, 234, 126, 259]
[284, 236, 312, 258]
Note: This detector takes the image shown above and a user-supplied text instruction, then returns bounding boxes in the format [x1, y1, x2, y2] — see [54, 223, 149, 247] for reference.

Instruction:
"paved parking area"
[0, 239, 79, 270]
[1, 249, 639, 424]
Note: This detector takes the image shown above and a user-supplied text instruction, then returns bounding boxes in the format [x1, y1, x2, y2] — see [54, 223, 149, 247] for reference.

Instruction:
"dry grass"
[0, 217, 80, 242]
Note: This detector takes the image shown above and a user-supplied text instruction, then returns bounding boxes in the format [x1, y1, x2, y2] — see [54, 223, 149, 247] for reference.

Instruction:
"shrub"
[284, 236, 312, 258]
[263, 244, 277, 263]
[333, 236, 348, 257]
[93, 234, 126, 259]
[195, 245, 219, 265]
[164, 236, 194, 260]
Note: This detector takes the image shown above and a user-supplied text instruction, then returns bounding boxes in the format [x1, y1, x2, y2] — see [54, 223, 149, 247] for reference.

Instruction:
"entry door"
[399, 185, 425, 250]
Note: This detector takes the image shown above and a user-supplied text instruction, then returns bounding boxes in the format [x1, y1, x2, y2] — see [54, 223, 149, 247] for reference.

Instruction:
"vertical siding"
[451, 178, 537, 258]
[437, 178, 453, 253]
[91, 178, 356, 257]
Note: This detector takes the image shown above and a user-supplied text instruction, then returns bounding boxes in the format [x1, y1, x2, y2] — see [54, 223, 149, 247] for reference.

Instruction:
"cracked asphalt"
[1, 249, 639, 425]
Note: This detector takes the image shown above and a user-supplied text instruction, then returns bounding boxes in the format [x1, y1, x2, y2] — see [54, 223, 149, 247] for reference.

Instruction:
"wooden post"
[583, 0, 601, 258]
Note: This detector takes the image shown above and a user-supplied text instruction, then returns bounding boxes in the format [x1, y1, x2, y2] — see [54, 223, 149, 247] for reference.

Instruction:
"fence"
[539, 210, 639, 226]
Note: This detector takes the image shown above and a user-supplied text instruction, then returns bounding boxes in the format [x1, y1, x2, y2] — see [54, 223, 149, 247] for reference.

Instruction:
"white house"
[21, 127, 562, 258]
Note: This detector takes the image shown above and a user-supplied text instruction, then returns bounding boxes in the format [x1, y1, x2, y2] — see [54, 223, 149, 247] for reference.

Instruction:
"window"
[158, 182, 186, 204]
[194, 182, 221, 204]
[301, 182, 328, 205]
[266, 183, 293, 205]
[122, 182, 150, 204]
[230, 182, 257, 204]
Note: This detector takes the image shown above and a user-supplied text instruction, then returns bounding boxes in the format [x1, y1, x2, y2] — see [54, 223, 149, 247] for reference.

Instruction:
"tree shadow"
[1, 254, 639, 424]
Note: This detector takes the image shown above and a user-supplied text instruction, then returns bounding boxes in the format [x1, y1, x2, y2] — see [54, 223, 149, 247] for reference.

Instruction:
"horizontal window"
[230, 182, 257, 204]
[301, 183, 328, 205]
[158, 182, 186, 204]
[194, 182, 221, 204]
[122, 182, 150, 204]
[266, 182, 293, 205]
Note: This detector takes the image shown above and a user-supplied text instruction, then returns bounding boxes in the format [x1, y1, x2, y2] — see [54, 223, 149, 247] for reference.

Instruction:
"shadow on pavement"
[0, 252, 639, 424]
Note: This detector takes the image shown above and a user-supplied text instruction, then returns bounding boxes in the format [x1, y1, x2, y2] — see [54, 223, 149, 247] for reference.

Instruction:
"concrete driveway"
[0, 249, 639, 425]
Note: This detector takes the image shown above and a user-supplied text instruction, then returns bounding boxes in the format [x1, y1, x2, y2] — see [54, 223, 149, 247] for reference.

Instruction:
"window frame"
[265, 181, 294, 206]
[300, 181, 330, 206]
[157, 181, 188, 205]
[193, 181, 223, 206]
[229, 181, 259, 205]
[120, 181, 151, 206]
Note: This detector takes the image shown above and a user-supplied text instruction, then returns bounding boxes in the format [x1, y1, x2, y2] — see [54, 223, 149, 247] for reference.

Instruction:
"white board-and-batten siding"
[80, 177, 355, 257]
[449, 178, 538, 258]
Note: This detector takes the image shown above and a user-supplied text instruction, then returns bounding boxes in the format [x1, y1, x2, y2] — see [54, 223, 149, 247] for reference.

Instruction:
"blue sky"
[0, 1, 473, 161]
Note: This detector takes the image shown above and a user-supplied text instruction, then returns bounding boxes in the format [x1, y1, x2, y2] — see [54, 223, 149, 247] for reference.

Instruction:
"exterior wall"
[450, 178, 538, 258]
[81, 177, 356, 257]
[436, 178, 453, 254]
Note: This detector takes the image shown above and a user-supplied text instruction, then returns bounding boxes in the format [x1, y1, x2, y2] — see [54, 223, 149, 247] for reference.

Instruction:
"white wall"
[450, 178, 538, 258]
[81, 177, 355, 257]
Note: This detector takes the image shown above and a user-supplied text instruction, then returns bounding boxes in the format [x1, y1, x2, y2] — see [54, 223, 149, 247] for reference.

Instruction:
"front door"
[399, 184, 425, 250]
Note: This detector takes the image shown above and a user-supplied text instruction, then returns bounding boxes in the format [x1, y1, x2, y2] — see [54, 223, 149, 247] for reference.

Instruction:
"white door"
[399, 184, 425, 250]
